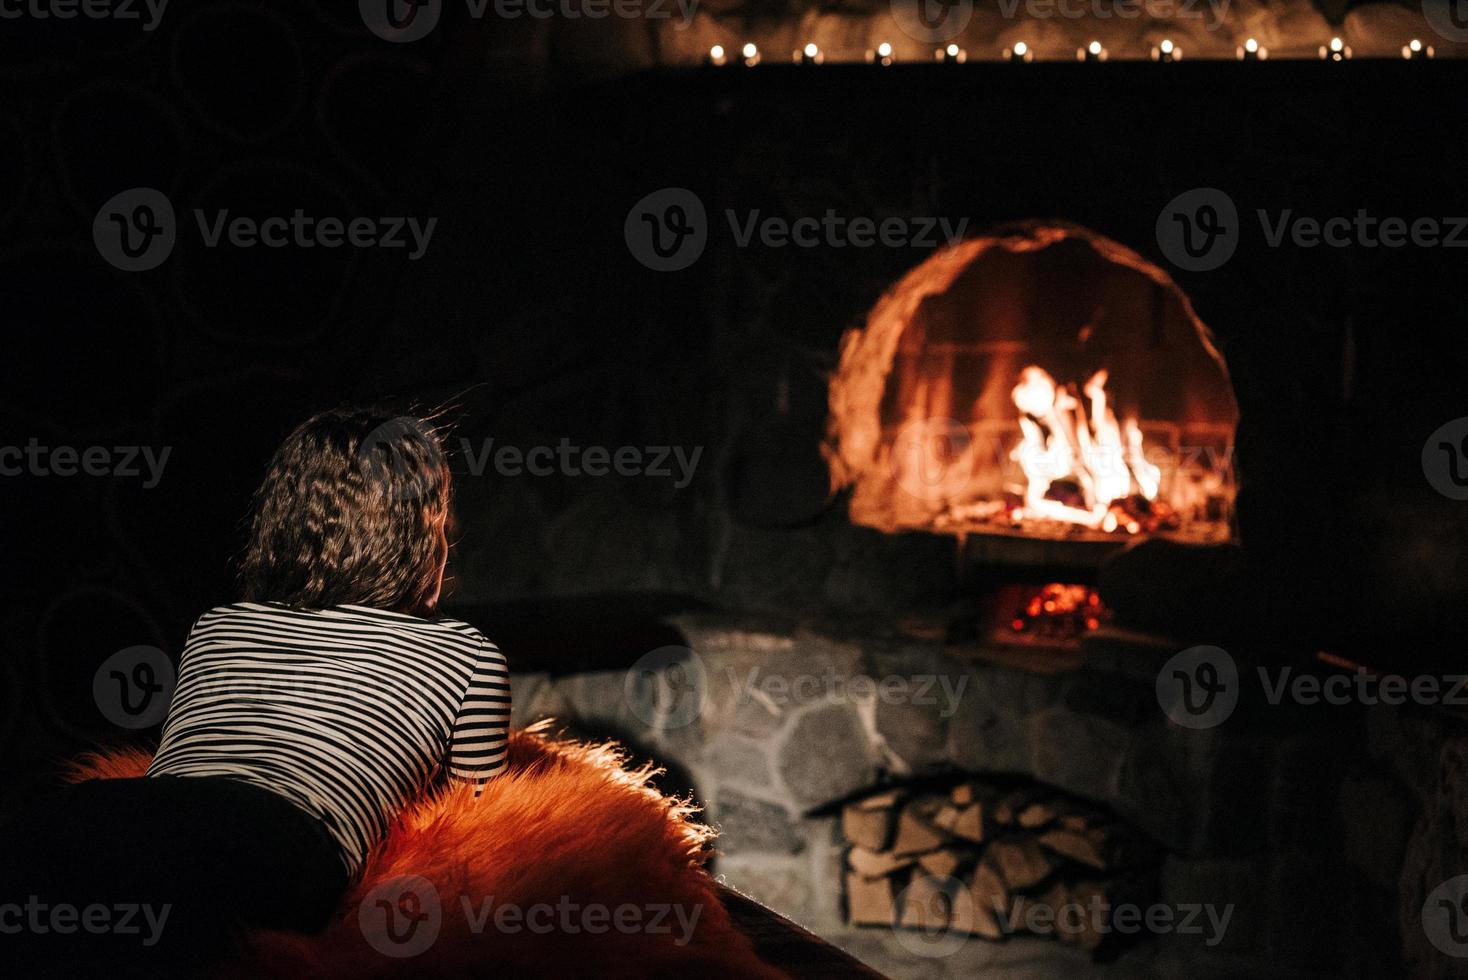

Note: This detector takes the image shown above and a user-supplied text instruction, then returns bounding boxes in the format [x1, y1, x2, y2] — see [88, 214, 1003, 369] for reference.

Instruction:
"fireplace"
[826, 223, 1238, 558]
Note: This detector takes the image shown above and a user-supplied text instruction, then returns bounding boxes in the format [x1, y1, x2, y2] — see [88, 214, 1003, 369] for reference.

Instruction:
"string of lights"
[704, 36, 1440, 66]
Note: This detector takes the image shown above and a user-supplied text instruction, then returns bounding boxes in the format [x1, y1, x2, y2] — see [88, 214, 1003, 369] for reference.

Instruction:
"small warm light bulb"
[1403, 38, 1433, 59]
[1245, 38, 1258, 52]
[877, 42, 892, 58]
[1080, 40, 1106, 61]
[1238, 37, 1266, 60]
[1321, 36, 1351, 60]
[740, 42, 759, 67]
[1013, 41, 1027, 57]
[707, 45, 727, 66]
[1005, 40, 1032, 62]
[938, 43, 965, 63]
[797, 42, 822, 64]
[1089, 40, 1102, 54]
[869, 41, 895, 65]
[1154, 38, 1179, 62]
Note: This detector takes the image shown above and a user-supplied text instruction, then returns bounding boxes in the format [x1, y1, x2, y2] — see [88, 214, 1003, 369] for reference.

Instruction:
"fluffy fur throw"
[64, 728, 783, 979]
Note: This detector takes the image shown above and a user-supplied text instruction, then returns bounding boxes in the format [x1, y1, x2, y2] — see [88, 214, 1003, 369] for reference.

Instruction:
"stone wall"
[508, 611, 1440, 976]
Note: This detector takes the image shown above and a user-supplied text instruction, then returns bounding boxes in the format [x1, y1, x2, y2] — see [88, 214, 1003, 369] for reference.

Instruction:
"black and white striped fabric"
[146, 602, 511, 876]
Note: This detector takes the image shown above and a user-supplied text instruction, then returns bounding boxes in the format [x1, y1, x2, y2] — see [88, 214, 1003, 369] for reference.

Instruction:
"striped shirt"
[146, 602, 511, 877]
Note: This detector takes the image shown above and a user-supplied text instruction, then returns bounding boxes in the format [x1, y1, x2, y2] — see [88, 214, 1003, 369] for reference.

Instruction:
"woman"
[1, 409, 510, 975]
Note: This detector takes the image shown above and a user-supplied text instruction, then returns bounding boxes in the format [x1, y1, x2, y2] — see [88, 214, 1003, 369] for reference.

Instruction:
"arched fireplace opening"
[827, 223, 1238, 561]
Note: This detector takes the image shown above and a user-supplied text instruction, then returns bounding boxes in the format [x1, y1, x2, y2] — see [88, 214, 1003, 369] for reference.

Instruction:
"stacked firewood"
[841, 780, 1158, 952]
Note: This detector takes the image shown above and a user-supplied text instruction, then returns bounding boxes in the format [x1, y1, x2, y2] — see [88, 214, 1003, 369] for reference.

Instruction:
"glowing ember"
[1006, 583, 1106, 643]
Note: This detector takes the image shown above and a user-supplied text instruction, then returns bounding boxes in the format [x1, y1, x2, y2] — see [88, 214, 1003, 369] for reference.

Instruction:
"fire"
[825, 225, 1237, 542]
[1009, 365, 1160, 532]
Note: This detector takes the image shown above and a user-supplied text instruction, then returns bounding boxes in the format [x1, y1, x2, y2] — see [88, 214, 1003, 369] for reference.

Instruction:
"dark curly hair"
[239, 408, 452, 616]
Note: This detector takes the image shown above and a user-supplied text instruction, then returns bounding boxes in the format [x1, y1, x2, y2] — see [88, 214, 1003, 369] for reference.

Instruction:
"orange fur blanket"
[64, 729, 783, 979]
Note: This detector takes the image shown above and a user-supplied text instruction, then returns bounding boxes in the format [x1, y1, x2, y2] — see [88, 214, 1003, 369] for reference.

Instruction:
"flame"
[1009, 365, 1160, 530]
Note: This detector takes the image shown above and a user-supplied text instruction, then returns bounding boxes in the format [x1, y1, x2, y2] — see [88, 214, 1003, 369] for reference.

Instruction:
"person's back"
[148, 601, 509, 878]
[0, 408, 511, 976]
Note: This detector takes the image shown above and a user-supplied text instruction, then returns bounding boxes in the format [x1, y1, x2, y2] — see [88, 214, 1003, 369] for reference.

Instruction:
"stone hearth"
[507, 612, 1456, 978]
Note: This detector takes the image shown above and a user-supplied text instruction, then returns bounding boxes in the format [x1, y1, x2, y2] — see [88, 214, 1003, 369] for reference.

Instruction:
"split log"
[1038, 828, 1107, 870]
[1012, 882, 1071, 941]
[898, 874, 951, 932]
[955, 862, 1009, 939]
[917, 848, 962, 879]
[1018, 801, 1059, 829]
[841, 791, 902, 850]
[951, 871, 1005, 940]
[848, 846, 914, 879]
[932, 804, 960, 832]
[951, 802, 984, 843]
[1037, 824, 1147, 872]
[892, 802, 948, 856]
[1059, 880, 1107, 950]
[988, 838, 1054, 890]
[846, 871, 896, 927]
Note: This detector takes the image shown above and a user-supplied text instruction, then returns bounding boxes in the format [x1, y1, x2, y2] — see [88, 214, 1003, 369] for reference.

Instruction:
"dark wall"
[4, 3, 1467, 794]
